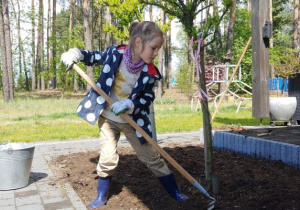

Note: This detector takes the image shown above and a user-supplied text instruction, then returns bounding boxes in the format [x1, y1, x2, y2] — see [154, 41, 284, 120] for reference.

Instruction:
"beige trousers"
[96, 117, 171, 177]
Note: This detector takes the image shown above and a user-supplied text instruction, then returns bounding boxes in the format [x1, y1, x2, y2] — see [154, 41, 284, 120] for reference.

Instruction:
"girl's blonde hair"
[128, 21, 164, 49]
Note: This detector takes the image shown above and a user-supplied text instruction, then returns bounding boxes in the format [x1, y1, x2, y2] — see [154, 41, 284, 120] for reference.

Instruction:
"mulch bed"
[51, 141, 300, 210]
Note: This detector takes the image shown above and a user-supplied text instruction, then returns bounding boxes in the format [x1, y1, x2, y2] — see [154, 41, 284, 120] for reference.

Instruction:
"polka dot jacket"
[77, 45, 162, 144]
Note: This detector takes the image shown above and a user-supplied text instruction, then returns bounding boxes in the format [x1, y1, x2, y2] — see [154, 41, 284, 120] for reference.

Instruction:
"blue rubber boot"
[158, 173, 189, 203]
[89, 177, 112, 209]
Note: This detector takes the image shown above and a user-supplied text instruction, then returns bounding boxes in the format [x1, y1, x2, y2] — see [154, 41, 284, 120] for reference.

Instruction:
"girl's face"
[132, 36, 163, 64]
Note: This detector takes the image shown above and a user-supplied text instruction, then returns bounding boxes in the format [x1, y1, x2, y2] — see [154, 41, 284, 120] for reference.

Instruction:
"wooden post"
[251, 0, 270, 118]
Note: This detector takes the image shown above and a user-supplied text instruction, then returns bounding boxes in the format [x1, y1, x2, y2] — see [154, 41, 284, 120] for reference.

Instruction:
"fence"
[269, 77, 289, 92]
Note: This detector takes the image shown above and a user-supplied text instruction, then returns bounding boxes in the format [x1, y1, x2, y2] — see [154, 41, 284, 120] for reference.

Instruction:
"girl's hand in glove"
[60, 48, 84, 69]
[110, 99, 134, 116]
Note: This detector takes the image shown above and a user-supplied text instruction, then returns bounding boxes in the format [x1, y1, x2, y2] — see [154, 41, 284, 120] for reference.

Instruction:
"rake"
[72, 63, 216, 209]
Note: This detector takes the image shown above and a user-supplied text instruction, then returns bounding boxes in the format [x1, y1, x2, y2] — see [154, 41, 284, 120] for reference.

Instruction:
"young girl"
[61, 21, 188, 209]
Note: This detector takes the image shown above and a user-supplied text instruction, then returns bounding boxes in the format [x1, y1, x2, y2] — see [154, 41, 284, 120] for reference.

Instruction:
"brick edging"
[212, 131, 300, 170]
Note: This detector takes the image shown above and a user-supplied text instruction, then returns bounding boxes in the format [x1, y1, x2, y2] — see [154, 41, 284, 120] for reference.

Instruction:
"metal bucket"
[0, 142, 35, 190]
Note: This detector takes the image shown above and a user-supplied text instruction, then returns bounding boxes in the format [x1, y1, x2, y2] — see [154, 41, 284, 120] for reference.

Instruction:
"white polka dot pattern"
[90, 55, 94, 63]
[106, 78, 113, 86]
[96, 96, 105, 104]
[145, 93, 153, 98]
[87, 113, 96, 122]
[84, 100, 92, 108]
[105, 55, 109, 63]
[148, 78, 155, 84]
[77, 105, 82, 113]
[76, 46, 161, 144]
[148, 124, 152, 132]
[95, 54, 101, 60]
[143, 77, 149, 84]
[140, 98, 146, 104]
[142, 66, 147, 72]
[134, 108, 140, 115]
[137, 119, 144, 126]
[136, 131, 142, 138]
[103, 65, 110, 73]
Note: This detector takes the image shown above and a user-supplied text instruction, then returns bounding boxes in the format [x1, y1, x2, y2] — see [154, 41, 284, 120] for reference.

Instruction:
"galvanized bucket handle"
[0, 141, 13, 154]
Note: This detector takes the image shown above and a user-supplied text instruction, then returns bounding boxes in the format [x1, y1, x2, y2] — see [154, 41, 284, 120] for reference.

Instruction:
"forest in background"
[0, 0, 297, 102]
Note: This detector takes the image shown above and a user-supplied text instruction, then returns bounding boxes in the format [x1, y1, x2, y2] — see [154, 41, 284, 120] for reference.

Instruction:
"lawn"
[0, 91, 269, 142]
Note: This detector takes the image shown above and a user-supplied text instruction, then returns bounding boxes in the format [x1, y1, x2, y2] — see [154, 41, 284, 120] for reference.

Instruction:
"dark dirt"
[50, 88, 300, 209]
[52, 138, 300, 210]
[229, 125, 300, 146]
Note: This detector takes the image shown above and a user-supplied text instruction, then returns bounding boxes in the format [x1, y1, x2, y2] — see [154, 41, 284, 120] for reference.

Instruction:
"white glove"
[60, 48, 84, 69]
[110, 99, 133, 116]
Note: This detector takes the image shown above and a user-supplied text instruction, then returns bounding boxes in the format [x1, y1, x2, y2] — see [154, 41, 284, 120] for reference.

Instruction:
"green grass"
[0, 94, 268, 143]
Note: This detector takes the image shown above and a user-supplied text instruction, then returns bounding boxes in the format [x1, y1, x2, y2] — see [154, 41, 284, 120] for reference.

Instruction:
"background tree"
[96, 0, 145, 42]
[0, 0, 14, 101]
[31, 0, 36, 90]
[51, 0, 57, 89]
[293, 0, 299, 49]
[36, 0, 44, 90]
[157, 7, 165, 99]
[83, 0, 94, 90]
[11, 0, 29, 91]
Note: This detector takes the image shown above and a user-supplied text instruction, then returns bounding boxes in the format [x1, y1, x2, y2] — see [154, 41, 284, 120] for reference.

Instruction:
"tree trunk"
[47, 0, 51, 89]
[105, 7, 111, 49]
[212, 0, 222, 50]
[224, 0, 236, 63]
[270, 0, 275, 78]
[221, 0, 236, 94]
[11, 0, 29, 91]
[165, 23, 171, 89]
[0, 0, 14, 101]
[10, 0, 22, 76]
[69, 0, 77, 91]
[36, 0, 44, 90]
[149, 5, 153, 21]
[91, 0, 94, 48]
[98, 6, 103, 51]
[16, 0, 29, 90]
[157, 7, 165, 98]
[83, 0, 94, 89]
[52, 0, 57, 89]
[69, 0, 75, 46]
[200, 43, 214, 191]
[293, 0, 299, 49]
[31, 0, 36, 90]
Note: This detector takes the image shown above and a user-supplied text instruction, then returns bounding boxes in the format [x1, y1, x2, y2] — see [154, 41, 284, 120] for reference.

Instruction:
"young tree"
[0, 0, 14, 101]
[142, 0, 231, 190]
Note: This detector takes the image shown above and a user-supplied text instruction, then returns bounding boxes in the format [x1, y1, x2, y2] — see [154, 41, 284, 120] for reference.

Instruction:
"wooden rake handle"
[72, 64, 215, 205]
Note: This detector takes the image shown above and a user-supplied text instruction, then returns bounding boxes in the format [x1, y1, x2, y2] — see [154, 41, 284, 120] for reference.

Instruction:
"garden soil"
[51, 130, 300, 210]
[51, 89, 300, 209]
